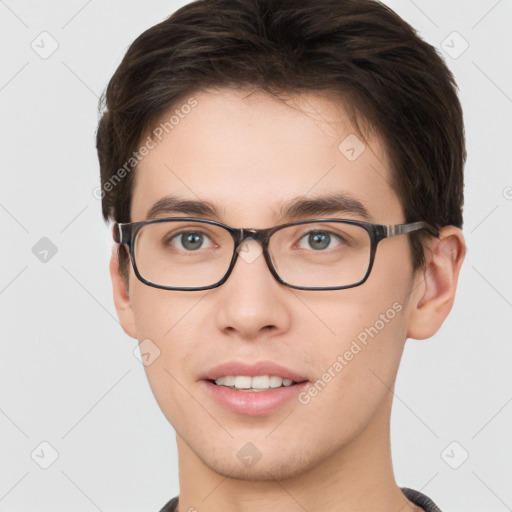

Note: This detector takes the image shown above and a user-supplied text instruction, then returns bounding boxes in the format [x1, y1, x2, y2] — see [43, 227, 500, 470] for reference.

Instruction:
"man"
[96, 0, 466, 510]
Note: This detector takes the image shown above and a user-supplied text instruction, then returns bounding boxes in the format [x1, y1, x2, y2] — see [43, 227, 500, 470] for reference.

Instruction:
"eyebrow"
[145, 192, 372, 222]
[274, 193, 372, 222]
[146, 195, 223, 219]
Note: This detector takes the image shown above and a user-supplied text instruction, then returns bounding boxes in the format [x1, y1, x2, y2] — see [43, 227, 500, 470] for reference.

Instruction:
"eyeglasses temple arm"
[386, 221, 440, 238]
[112, 223, 122, 244]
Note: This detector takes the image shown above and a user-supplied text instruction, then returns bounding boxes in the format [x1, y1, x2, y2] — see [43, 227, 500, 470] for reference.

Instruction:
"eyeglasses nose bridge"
[233, 228, 271, 266]
[237, 227, 269, 246]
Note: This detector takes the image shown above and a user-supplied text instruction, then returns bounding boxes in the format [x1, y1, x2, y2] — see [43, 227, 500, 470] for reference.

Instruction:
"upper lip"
[202, 361, 309, 383]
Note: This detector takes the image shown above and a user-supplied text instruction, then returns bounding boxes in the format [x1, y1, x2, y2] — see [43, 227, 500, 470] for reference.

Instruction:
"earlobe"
[406, 226, 466, 340]
[110, 246, 138, 339]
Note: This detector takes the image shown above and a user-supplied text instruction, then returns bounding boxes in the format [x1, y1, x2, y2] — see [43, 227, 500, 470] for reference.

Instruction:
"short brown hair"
[96, 0, 465, 279]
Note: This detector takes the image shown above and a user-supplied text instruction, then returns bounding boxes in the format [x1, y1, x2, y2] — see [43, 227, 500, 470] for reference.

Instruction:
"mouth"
[210, 375, 305, 392]
[201, 361, 310, 415]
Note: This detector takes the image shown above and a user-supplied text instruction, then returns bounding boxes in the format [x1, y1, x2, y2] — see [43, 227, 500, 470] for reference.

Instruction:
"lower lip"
[202, 380, 308, 416]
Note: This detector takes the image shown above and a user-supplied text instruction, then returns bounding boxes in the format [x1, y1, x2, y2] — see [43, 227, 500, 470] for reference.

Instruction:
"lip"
[202, 361, 309, 382]
[201, 361, 310, 416]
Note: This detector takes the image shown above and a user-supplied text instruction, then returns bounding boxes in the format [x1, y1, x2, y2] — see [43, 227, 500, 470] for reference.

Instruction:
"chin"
[195, 442, 323, 482]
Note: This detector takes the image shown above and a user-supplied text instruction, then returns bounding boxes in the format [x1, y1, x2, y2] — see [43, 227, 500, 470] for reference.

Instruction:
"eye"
[168, 231, 213, 251]
[297, 230, 342, 251]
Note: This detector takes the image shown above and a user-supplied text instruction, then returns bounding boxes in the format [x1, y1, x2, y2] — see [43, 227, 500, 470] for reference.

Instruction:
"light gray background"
[0, 0, 511, 510]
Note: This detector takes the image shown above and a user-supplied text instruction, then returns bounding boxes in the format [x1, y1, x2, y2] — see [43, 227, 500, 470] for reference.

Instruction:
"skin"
[110, 88, 465, 512]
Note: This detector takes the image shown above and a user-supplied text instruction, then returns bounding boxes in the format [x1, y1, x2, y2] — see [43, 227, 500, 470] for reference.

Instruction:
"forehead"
[131, 88, 403, 225]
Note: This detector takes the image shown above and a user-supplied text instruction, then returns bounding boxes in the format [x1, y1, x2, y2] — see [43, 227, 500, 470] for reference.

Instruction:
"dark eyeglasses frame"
[113, 217, 439, 291]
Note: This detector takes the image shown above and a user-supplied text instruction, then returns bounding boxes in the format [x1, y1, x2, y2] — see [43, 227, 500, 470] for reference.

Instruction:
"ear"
[110, 245, 138, 339]
[406, 226, 466, 340]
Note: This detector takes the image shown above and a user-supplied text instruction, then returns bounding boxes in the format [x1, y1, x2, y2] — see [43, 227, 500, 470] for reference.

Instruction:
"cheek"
[311, 290, 407, 383]
[291, 297, 408, 448]
[300, 244, 412, 412]
[129, 278, 205, 339]
[128, 284, 205, 398]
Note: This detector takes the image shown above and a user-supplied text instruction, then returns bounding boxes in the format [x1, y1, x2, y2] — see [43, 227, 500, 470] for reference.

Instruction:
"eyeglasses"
[113, 217, 439, 291]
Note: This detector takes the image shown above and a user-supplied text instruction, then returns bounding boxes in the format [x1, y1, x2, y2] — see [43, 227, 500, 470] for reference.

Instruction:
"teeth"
[269, 375, 282, 388]
[214, 375, 296, 390]
[215, 376, 236, 387]
[252, 375, 269, 388]
[234, 376, 252, 389]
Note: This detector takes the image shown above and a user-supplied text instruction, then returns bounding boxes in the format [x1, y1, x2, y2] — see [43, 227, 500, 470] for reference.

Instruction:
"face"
[117, 88, 422, 480]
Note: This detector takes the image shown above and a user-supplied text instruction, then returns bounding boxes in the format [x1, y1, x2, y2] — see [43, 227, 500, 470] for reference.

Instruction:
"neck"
[175, 393, 421, 512]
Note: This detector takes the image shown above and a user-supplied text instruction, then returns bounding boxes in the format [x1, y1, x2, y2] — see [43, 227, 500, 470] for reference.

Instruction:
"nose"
[214, 238, 292, 340]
